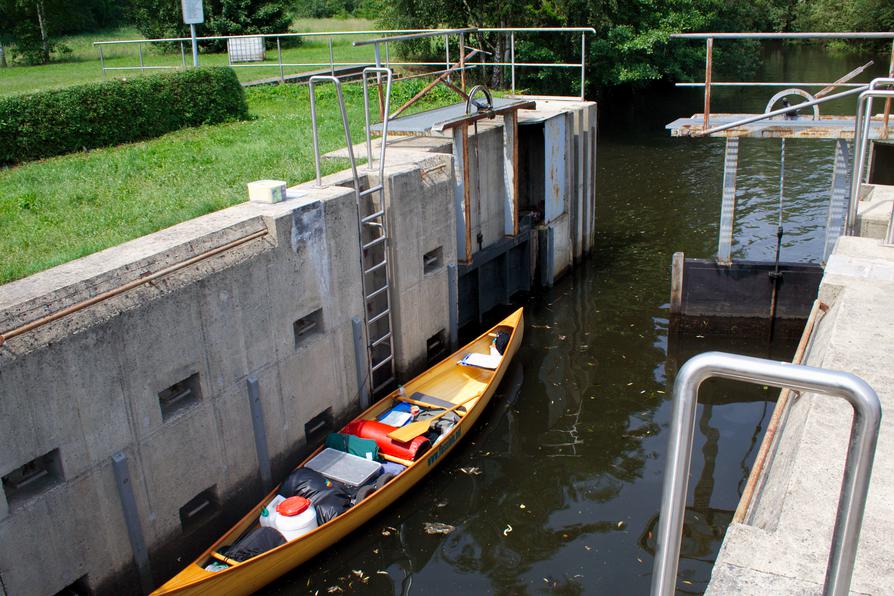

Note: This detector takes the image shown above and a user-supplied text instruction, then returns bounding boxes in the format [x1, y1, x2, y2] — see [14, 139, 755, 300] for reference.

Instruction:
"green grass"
[0, 20, 382, 97]
[0, 78, 460, 284]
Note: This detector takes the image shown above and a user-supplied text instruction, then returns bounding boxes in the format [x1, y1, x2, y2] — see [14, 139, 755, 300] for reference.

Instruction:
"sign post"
[181, 0, 203, 67]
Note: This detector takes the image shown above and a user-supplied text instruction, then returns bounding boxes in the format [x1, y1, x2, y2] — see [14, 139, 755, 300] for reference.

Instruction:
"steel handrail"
[352, 28, 477, 46]
[693, 83, 870, 137]
[652, 352, 881, 596]
[846, 78, 894, 234]
[93, 29, 443, 45]
[308, 75, 356, 188]
[362, 67, 393, 179]
[671, 32, 894, 40]
[94, 27, 594, 99]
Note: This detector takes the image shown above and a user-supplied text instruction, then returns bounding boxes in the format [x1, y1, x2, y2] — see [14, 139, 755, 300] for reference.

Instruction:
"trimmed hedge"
[0, 67, 249, 165]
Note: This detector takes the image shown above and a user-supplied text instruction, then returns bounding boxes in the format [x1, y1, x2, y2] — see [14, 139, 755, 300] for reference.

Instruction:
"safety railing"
[670, 32, 894, 131]
[846, 78, 894, 237]
[652, 352, 881, 596]
[352, 27, 595, 99]
[92, 27, 595, 98]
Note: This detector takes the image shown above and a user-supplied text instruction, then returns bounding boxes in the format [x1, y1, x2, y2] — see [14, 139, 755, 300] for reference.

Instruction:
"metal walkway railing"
[309, 67, 397, 398]
[846, 78, 894, 239]
[92, 27, 594, 98]
[651, 352, 881, 596]
[670, 32, 894, 131]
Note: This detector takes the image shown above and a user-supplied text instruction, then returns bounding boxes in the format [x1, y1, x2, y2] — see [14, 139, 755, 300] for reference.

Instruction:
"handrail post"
[277, 37, 284, 83]
[138, 42, 144, 73]
[580, 32, 586, 99]
[460, 32, 466, 92]
[651, 352, 881, 596]
[362, 67, 393, 178]
[374, 45, 384, 119]
[882, 40, 894, 140]
[98, 44, 106, 78]
[190, 23, 199, 67]
[510, 32, 516, 95]
[445, 34, 451, 83]
[180, 41, 186, 68]
[308, 77, 324, 187]
[328, 36, 334, 76]
[703, 38, 713, 130]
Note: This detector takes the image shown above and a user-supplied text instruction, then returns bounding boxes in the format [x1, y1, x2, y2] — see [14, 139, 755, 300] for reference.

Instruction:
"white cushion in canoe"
[459, 352, 501, 370]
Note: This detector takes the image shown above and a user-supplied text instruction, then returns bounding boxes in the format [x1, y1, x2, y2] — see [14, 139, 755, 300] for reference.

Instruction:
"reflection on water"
[264, 46, 888, 594]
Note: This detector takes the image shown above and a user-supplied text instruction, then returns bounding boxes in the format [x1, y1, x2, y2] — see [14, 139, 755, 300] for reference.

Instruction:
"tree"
[131, 0, 294, 51]
[796, 0, 894, 52]
[0, 0, 124, 65]
[379, 0, 793, 92]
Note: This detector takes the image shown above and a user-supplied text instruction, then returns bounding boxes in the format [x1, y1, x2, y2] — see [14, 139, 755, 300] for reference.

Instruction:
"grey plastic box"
[305, 448, 382, 487]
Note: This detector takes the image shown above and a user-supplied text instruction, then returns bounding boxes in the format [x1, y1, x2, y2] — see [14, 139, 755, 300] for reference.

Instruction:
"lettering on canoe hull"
[426, 427, 462, 467]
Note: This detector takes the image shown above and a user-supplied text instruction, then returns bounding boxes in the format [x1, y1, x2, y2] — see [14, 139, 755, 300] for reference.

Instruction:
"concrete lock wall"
[0, 98, 596, 595]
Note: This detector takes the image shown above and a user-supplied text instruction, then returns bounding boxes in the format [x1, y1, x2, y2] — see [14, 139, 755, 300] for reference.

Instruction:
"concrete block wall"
[379, 154, 457, 378]
[0, 185, 367, 595]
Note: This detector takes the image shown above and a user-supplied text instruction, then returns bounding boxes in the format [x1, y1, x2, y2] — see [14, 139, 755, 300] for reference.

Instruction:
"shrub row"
[0, 67, 249, 165]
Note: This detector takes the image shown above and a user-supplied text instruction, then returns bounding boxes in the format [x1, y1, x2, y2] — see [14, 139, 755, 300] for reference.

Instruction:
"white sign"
[181, 0, 204, 24]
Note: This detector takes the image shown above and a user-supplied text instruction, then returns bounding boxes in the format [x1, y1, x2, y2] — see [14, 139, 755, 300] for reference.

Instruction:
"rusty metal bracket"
[390, 49, 480, 120]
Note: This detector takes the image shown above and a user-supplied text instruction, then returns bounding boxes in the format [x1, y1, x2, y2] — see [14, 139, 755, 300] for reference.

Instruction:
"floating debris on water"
[503, 523, 513, 536]
[459, 466, 482, 475]
[423, 522, 455, 535]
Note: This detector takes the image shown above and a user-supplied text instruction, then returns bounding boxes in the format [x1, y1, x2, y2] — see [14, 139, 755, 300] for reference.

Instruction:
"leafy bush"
[0, 67, 249, 165]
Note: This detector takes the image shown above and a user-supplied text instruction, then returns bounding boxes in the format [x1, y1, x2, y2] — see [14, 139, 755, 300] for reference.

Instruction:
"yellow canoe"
[153, 307, 524, 595]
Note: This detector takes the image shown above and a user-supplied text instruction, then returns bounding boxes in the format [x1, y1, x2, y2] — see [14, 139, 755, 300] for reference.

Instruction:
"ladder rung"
[359, 184, 384, 197]
[366, 284, 389, 301]
[362, 235, 387, 251]
[362, 210, 385, 224]
[371, 332, 392, 348]
[368, 308, 390, 324]
[371, 355, 393, 372]
[372, 376, 396, 395]
[364, 259, 387, 275]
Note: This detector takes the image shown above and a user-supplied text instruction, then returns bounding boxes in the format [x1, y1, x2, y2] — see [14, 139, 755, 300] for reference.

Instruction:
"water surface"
[266, 45, 889, 594]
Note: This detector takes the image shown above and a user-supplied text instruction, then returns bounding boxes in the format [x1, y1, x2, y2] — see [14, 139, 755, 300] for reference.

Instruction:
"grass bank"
[0, 19, 378, 97]
[0, 78, 457, 285]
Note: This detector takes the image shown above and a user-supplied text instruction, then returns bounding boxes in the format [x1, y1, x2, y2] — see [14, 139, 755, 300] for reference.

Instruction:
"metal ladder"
[309, 67, 397, 397]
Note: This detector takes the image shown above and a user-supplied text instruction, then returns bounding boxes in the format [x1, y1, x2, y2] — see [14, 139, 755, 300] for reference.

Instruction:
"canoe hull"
[154, 308, 523, 595]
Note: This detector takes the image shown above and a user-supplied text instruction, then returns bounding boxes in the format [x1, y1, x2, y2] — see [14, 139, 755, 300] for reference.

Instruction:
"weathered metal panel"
[502, 112, 519, 236]
[667, 114, 891, 139]
[573, 109, 584, 259]
[588, 109, 598, 249]
[823, 139, 852, 263]
[673, 257, 823, 320]
[717, 137, 740, 264]
[543, 115, 567, 224]
[670, 252, 684, 314]
[451, 125, 471, 262]
[372, 97, 520, 135]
